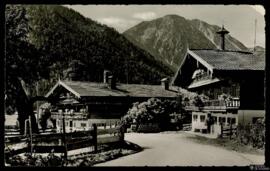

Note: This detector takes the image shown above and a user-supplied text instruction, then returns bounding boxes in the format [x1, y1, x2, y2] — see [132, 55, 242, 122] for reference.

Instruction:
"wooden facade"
[45, 80, 181, 132]
[172, 48, 265, 135]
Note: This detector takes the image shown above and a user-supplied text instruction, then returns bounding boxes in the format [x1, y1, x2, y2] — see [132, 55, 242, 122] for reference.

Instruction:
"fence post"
[92, 124, 98, 153]
[29, 116, 33, 155]
[220, 122, 223, 138]
[62, 115, 67, 159]
[120, 125, 125, 146]
[229, 120, 233, 140]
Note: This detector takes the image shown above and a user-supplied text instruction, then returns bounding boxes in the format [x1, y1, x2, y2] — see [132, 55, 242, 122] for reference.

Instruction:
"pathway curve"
[95, 132, 264, 166]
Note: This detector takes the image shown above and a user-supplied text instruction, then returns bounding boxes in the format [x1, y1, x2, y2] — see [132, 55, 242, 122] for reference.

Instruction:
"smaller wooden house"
[45, 74, 182, 132]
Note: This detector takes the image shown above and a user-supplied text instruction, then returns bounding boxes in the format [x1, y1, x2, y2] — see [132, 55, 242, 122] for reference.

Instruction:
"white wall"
[191, 111, 238, 134]
[238, 110, 265, 125]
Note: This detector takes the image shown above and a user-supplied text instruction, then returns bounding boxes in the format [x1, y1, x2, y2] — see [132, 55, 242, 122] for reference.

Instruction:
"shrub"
[121, 98, 181, 132]
[236, 118, 265, 149]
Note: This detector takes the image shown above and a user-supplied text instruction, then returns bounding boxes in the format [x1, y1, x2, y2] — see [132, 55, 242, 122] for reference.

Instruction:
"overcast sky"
[64, 5, 265, 48]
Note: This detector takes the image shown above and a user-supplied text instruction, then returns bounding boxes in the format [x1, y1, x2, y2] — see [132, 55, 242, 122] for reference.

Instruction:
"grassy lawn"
[186, 134, 264, 155]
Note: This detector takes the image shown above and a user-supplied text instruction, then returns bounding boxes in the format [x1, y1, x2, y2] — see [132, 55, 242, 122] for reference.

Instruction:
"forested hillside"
[5, 5, 173, 133]
[24, 5, 173, 95]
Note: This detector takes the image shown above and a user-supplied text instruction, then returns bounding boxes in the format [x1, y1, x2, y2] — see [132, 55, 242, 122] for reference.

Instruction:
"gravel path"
[94, 132, 264, 166]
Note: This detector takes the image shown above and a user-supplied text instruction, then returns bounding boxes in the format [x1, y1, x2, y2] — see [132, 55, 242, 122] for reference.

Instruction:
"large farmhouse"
[172, 26, 265, 135]
[45, 72, 182, 132]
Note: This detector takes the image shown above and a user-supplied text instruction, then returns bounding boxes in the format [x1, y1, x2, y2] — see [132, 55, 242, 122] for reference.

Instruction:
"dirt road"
[95, 132, 264, 166]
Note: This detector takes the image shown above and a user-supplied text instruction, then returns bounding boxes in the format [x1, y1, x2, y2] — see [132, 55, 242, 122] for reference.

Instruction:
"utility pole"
[253, 19, 257, 52]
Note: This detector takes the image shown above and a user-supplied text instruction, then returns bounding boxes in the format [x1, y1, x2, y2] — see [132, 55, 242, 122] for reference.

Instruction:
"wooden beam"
[188, 49, 214, 73]
[59, 81, 81, 98]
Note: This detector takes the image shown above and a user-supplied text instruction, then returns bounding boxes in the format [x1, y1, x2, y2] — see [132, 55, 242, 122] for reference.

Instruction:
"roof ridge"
[62, 80, 163, 86]
[190, 49, 253, 54]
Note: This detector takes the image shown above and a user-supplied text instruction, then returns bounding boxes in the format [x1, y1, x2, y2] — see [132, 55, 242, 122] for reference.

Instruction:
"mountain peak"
[124, 15, 249, 72]
[163, 14, 183, 19]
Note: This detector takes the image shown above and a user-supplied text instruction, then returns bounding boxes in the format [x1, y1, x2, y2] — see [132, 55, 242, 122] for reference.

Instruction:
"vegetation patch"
[185, 133, 264, 155]
[5, 141, 142, 167]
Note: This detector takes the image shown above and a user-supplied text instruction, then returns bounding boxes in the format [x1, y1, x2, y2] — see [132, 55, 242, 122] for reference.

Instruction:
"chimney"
[216, 25, 229, 50]
[161, 77, 169, 90]
[103, 70, 111, 83]
[108, 75, 116, 89]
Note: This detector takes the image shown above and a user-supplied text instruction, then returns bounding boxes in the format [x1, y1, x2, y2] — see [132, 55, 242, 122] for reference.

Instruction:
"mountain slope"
[123, 15, 249, 72]
[190, 19, 248, 51]
[22, 5, 174, 95]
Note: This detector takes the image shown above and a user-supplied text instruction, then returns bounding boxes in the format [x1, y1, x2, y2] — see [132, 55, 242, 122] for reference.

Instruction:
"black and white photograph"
[3, 4, 268, 167]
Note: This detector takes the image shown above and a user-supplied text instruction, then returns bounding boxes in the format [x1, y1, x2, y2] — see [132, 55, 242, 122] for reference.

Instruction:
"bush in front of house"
[236, 118, 265, 149]
[121, 98, 182, 132]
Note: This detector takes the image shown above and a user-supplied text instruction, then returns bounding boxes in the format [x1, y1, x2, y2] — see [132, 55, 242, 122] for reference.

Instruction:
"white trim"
[45, 80, 81, 98]
[45, 81, 60, 98]
[188, 49, 214, 73]
[188, 78, 220, 89]
[59, 81, 81, 98]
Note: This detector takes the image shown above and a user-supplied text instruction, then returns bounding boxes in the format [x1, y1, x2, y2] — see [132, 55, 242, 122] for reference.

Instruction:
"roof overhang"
[45, 80, 81, 98]
[171, 49, 215, 85]
[187, 49, 214, 73]
[188, 78, 221, 89]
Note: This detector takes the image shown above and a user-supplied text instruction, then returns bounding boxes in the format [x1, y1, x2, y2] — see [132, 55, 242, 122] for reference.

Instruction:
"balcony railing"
[51, 111, 88, 119]
[185, 98, 240, 112]
[191, 72, 212, 83]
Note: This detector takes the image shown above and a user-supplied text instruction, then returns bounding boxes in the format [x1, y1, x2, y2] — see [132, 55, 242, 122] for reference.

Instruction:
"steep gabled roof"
[190, 49, 265, 71]
[46, 80, 182, 98]
[171, 49, 265, 87]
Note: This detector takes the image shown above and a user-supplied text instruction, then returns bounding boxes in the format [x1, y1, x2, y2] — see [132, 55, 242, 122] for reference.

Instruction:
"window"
[227, 118, 231, 124]
[232, 85, 236, 97]
[73, 122, 76, 127]
[218, 117, 226, 124]
[200, 115, 206, 122]
[231, 118, 236, 124]
[70, 121, 73, 127]
[193, 115, 198, 122]
[252, 117, 264, 124]
[236, 85, 240, 97]
[81, 123, 87, 127]
[221, 87, 226, 94]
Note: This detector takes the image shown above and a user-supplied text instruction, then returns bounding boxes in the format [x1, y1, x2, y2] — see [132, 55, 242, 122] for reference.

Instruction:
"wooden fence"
[182, 123, 192, 131]
[220, 124, 237, 139]
[5, 124, 124, 159]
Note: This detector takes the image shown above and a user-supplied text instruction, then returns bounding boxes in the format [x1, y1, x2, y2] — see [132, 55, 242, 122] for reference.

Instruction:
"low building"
[172, 26, 265, 136]
[45, 72, 182, 132]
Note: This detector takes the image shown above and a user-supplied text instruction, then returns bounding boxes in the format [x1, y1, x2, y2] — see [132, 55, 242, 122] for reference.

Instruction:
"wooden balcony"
[51, 111, 88, 119]
[185, 98, 240, 112]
